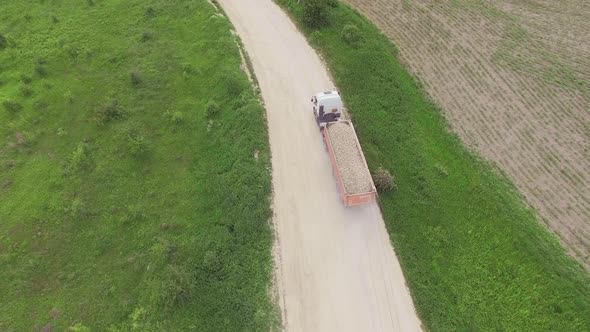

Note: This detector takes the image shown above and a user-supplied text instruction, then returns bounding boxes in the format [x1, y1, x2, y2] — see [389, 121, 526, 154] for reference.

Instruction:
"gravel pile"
[327, 122, 373, 194]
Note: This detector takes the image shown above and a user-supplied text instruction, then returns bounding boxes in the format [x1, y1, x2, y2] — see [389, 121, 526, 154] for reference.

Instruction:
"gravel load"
[327, 121, 373, 194]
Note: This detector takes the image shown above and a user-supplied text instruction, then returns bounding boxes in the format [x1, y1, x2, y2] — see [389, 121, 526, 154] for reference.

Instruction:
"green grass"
[0, 0, 275, 330]
[277, 1, 590, 330]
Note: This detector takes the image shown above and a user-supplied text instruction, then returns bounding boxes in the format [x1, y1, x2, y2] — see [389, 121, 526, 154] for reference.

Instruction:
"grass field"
[277, 0, 590, 330]
[0, 0, 275, 330]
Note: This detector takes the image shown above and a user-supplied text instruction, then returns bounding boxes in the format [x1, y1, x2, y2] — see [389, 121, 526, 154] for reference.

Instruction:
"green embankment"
[277, 0, 590, 330]
[0, 0, 274, 330]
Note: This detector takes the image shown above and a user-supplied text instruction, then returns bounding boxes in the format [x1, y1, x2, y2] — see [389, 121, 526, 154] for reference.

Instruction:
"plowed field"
[346, 0, 590, 268]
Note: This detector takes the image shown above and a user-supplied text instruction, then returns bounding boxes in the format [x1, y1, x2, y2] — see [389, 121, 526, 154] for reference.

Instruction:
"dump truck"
[312, 91, 377, 207]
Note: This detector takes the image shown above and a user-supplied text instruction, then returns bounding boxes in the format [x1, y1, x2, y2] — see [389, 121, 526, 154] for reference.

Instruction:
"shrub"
[35, 65, 47, 77]
[140, 31, 152, 42]
[69, 198, 83, 219]
[19, 84, 33, 97]
[0, 33, 7, 49]
[326, 0, 338, 7]
[64, 45, 79, 59]
[3, 100, 22, 113]
[127, 130, 149, 156]
[221, 72, 244, 96]
[130, 71, 141, 86]
[158, 265, 194, 309]
[181, 63, 197, 75]
[309, 30, 322, 45]
[145, 7, 156, 18]
[203, 250, 223, 276]
[64, 90, 74, 103]
[303, 0, 329, 29]
[97, 99, 124, 123]
[206, 100, 220, 119]
[341, 23, 362, 47]
[171, 111, 184, 124]
[373, 167, 396, 192]
[68, 143, 91, 173]
[164, 110, 184, 124]
[87, 0, 94, 7]
[20, 75, 32, 84]
[33, 100, 49, 112]
[68, 323, 91, 332]
[52, 15, 59, 24]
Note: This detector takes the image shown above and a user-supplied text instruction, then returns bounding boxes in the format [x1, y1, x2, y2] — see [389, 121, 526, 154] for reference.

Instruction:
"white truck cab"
[311, 90, 343, 127]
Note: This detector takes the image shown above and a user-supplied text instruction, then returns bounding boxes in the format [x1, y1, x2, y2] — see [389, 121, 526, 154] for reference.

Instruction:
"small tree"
[303, 0, 329, 29]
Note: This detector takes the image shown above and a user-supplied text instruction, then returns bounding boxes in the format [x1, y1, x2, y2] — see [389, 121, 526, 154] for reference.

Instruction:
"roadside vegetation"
[0, 0, 274, 330]
[277, 0, 590, 330]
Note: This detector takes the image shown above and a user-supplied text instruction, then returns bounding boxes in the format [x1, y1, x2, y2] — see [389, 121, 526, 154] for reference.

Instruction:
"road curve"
[216, 0, 422, 330]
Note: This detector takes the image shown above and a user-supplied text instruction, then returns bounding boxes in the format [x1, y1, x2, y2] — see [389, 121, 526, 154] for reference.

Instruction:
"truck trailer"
[312, 91, 377, 207]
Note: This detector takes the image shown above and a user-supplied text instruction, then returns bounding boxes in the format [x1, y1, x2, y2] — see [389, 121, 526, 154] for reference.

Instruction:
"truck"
[311, 90, 377, 207]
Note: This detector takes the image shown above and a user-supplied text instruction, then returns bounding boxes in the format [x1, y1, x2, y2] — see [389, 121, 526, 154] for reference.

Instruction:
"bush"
[64, 90, 74, 103]
[130, 71, 141, 86]
[171, 111, 184, 124]
[0, 33, 7, 50]
[303, 0, 329, 29]
[68, 143, 91, 173]
[164, 110, 184, 124]
[35, 65, 47, 77]
[19, 84, 33, 97]
[158, 265, 194, 309]
[127, 129, 149, 156]
[309, 30, 322, 45]
[373, 167, 396, 192]
[203, 250, 223, 276]
[145, 7, 156, 18]
[97, 99, 124, 123]
[206, 100, 220, 119]
[341, 23, 362, 47]
[68, 323, 91, 332]
[64, 45, 79, 59]
[140, 31, 152, 42]
[3, 100, 22, 113]
[221, 72, 244, 96]
[20, 75, 32, 84]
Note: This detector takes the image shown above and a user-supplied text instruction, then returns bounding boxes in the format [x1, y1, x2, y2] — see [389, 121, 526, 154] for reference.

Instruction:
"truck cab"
[311, 90, 343, 128]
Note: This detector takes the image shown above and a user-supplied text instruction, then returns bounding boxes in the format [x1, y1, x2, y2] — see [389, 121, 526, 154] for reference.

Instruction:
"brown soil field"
[345, 0, 590, 268]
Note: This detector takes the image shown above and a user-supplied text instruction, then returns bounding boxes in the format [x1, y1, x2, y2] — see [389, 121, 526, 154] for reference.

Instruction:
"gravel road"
[327, 122, 373, 194]
[217, 0, 422, 331]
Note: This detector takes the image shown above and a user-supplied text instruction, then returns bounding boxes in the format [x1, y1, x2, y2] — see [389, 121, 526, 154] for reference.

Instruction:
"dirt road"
[216, 0, 422, 331]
